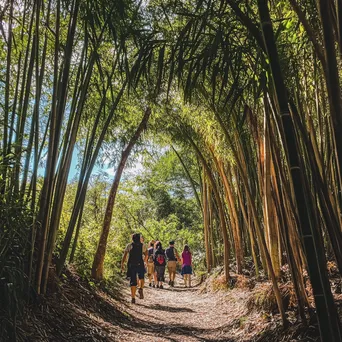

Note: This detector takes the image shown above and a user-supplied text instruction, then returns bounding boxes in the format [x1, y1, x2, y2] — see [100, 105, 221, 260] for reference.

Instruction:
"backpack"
[127, 242, 143, 266]
[166, 247, 176, 261]
[148, 247, 154, 263]
[156, 252, 165, 265]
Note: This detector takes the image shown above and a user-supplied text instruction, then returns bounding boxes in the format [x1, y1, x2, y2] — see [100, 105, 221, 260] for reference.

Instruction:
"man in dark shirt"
[165, 240, 180, 287]
[121, 233, 148, 303]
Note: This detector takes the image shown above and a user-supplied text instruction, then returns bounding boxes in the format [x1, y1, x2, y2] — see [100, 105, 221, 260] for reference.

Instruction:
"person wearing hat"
[121, 233, 148, 304]
[165, 240, 180, 287]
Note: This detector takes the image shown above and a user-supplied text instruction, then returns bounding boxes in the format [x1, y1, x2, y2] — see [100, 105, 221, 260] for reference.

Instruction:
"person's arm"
[143, 246, 148, 264]
[121, 250, 128, 272]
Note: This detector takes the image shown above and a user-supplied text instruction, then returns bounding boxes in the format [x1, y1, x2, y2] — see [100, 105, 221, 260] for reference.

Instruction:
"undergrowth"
[0, 193, 33, 341]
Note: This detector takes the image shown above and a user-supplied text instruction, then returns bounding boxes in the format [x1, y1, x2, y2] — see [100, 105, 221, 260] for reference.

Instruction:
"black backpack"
[148, 247, 154, 262]
[166, 247, 176, 261]
[128, 243, 143, 266]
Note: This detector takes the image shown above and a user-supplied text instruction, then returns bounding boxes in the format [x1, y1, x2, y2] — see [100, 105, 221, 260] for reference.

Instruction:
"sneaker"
[131, 298, 136, 304]
[171, 281, 174, 287]
[149, 283, 152, 287]
[138, 288, 144, 299]
[153, 284, 155, 288]
[168, 280, 172, 285]
[160, 284, 163, 289]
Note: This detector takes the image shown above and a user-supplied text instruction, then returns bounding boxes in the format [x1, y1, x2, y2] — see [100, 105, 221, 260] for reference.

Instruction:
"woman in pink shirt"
[181, 245, 192, 287]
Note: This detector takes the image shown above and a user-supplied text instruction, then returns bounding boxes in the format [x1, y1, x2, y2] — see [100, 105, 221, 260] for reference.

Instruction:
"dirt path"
[112, 275, 268, 342]
[23, 270, 321, 342]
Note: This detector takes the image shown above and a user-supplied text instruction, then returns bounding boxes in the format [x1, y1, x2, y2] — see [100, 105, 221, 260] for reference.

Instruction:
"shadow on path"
[161, 286, 198, 293]
[139, 302, 194, 313]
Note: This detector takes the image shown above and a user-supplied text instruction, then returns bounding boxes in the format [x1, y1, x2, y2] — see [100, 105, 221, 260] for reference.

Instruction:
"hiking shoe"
[156, 284, 159, 288]
[138, 288, 144, 299]
[171, 281, 174, 287]
[168, 280, 172, 285]
[131, 298, 136, 304]
[160, 284, 163, 289]
[149, 283, 152, 287]
[153, 284, 155, 288]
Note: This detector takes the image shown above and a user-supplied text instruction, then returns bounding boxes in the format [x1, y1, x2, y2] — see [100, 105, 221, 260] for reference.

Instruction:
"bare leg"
[148, 273, 152, 284]
[188, 275, 191, 288]
[138, 278, 144, 299]
[184, 274, 188, 286]
[168, 265, 171, 283]
[131, 285, 137, 298]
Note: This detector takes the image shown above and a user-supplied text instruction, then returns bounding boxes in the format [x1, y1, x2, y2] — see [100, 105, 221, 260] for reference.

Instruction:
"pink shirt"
[182, 251, 192, 266]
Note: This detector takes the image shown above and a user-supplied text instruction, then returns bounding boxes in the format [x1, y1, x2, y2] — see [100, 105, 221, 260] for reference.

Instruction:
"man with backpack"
[165, 240, 180, 287]
[121, 233, 148, 304]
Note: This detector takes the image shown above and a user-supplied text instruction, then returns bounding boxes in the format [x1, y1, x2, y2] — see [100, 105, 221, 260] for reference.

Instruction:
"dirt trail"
[112, 275, 268, 342]
[23, 270, 321, 342]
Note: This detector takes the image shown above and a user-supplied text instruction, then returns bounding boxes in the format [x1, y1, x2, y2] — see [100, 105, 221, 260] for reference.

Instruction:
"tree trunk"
[186, 134, 230, 283]
[202, 175, 212, 272]
[215, 157, 243, 274]
[258, 0, 341, 338]
[318, 0, 342, 194]
[91, 107, 151, 280]
[34, 0, 61, 294]
[263, 98, 280, 278]
[2, 0, 13, 194]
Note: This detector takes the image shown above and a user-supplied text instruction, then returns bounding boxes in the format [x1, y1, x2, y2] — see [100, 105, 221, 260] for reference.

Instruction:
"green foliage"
[59, 144, 204, 277]
[0, 186, 33, 340]
[1, 1, 339, 340]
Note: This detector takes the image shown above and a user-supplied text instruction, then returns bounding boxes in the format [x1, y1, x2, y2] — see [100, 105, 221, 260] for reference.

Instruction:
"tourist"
[121, 233, 148, 304]
[181, 245, 193, 287]
[153, 241, 166, 289]
[165, 240, 180, 287]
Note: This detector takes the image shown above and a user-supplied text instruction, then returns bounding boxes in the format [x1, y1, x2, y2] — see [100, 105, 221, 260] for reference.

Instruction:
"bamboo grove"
[1, 0, 342, 341]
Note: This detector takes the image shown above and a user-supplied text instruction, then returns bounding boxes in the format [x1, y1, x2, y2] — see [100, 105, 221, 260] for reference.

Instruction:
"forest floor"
[19, 267, 339, 342]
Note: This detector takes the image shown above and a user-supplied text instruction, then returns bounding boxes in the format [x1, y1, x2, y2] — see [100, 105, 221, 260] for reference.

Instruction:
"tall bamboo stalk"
[258, 0, 341, 339]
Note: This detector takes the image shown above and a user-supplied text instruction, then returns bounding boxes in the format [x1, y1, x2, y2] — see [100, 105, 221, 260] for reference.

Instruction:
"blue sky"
[64, 147, 144, 182]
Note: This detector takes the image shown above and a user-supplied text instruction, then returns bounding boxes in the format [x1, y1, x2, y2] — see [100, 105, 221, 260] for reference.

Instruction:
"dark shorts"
[155, 265, 165, 281]
[181, 265, 192, 275]
[128, 265, 145, 286]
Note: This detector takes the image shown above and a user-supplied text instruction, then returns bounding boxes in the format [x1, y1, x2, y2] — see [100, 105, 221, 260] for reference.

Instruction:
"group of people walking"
[121, 233, 193, 304]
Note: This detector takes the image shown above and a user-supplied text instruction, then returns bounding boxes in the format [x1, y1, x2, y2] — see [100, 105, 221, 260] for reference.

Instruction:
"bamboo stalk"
[258, 0, 341, 337]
